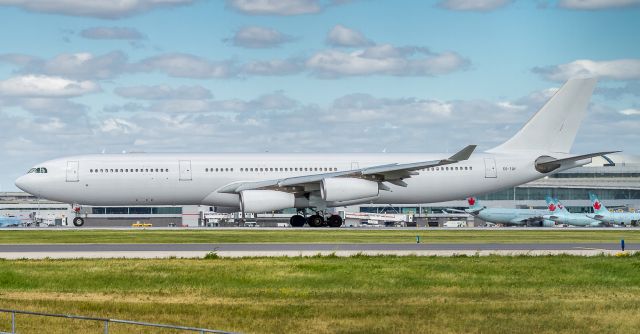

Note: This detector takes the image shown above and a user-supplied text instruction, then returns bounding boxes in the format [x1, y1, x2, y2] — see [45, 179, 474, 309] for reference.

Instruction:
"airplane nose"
[15, 175, 30, 193]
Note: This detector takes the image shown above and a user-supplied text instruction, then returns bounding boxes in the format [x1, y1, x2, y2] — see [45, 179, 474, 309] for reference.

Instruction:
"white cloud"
[114, 85, 212, 100]
[307, 45, 469, 78]
[0, 75, 99, 97]
[229, 26, 293, 48]
[80, 27, 145, 40]
[534, 59, 640, 81]
[0, 0, 195, 19]
[326, 24, 373, 47]
[135, 53, 237, 78]
[437, 0, 512, 11]
[100, 118, 141, 134]
[558, 0, 640, 10]
[242, 58, 304, 75]
[620, 108, 640, 116]
[226, 0, 321, 15]
[0, 51, 130, 80]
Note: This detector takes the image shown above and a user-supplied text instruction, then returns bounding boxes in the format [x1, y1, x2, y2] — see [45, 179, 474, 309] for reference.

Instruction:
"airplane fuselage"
[476, 208, 551, 226]
[16, 151, 558, 208]
[588, 212, 640, 226]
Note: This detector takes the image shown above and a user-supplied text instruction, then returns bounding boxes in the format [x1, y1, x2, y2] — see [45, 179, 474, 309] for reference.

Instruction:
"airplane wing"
[218, 145, 477, 194]
[445, 207, 485, 215]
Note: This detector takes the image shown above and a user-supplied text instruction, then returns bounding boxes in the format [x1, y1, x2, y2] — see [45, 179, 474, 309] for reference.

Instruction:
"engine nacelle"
[240, 190, 295, 213]
[321, 178, 379, 202]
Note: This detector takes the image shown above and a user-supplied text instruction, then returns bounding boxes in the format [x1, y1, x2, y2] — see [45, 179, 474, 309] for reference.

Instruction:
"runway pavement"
[0, 242, 634, 258]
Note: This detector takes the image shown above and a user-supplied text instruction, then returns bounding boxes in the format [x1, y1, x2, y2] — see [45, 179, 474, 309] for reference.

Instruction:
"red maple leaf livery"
[593, 201, 602, 210]
[467, 197, 476, 206]
[548, 204, 556, 212]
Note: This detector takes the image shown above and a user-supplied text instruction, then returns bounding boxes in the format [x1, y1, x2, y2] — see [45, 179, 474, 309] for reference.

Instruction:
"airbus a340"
[15, 78, 615, 227]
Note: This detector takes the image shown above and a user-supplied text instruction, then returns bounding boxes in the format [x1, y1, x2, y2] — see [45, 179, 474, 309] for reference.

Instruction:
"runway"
[0, 242, 634, 258]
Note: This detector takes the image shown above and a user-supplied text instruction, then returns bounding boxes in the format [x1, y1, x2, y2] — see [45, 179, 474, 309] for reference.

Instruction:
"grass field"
[0, 228, 638, 244]
[0, 254, 639, 333]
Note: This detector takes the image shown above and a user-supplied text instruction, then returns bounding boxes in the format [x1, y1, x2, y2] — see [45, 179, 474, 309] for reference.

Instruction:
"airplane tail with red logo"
[544, 196, 558, 213]
[465, 197, 484, 214]
[589, 193, 608, 215]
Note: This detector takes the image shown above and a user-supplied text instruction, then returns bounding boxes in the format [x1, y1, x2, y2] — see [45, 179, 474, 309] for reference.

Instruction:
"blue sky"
[0, 0, 639, 190]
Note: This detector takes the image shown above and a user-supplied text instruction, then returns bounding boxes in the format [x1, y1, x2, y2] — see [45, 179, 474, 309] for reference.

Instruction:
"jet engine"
[321, 178, 379, 202]
[240, 190, 295, 213]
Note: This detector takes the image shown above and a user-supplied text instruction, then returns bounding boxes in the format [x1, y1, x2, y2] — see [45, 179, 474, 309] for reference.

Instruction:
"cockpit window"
[27, 167, 47, 174]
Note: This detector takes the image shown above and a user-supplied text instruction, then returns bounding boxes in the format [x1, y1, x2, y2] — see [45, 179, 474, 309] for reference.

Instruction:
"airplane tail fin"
[544, 196, 558, 212]
[589, 193, 608, 214]
[465, 197, 484, 214]
[489, 78, 597, 154]
[554, 198, 569, 213]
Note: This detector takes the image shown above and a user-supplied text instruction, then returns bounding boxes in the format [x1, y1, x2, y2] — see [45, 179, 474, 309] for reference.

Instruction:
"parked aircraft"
[587, 193, 640, 226]
[15, 78, 614, 227]
[450, 197, 555, 227]
[0, 216, 22, 227]
[543, 197, 603, 227]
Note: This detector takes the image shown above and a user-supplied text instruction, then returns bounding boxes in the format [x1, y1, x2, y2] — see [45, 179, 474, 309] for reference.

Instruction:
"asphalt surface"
[0, 243, 634, 252]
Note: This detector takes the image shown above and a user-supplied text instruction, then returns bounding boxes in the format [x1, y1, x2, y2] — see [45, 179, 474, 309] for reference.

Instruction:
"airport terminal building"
[2, 154, 639, 227]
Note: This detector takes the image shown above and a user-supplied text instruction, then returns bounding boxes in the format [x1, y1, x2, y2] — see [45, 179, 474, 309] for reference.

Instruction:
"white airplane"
[15, 78, 615, 227]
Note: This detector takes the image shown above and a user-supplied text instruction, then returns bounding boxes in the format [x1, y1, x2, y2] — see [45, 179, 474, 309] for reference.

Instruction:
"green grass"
[0, 229, 638, 244]
[0, 255, 639, 333]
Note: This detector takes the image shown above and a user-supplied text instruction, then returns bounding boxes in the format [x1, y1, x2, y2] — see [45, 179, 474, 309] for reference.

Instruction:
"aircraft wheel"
[72, 217, 85, 227]
[289, 215, 306, 227]
[327, 215, 343, 228]
[307, 215, 325, 227]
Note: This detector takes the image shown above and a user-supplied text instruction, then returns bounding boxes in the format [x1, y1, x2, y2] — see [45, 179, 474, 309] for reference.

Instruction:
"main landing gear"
[289, 211, 343, 228]
[72, 205, 84, 227]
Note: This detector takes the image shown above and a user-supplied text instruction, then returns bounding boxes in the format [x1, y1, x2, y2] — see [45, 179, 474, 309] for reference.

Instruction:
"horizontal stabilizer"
[535, 151, 619, 173]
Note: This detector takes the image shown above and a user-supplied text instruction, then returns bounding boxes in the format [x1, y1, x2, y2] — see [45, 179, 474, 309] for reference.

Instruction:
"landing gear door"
[66, 161, 79, 182]
[179, 160, 192, 181]
[484, 158, 497, 178]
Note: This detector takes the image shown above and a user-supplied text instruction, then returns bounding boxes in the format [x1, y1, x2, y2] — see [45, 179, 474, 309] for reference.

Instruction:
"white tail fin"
[490, 78, 597, 154]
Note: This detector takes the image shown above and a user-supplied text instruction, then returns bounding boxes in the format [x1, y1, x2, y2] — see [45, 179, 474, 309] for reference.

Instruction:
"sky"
[0, 0, 639, 191]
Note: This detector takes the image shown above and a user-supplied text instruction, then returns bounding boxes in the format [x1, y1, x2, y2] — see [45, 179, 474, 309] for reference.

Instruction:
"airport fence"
[0, 308, 236, 334]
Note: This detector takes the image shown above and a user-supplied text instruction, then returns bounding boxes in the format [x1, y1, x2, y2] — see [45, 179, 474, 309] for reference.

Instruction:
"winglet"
[447, 145, 477, 162]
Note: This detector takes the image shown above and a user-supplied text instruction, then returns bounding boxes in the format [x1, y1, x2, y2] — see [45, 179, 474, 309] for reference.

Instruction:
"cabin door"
[66, 161, 79, 182]
[484, 158, 497, 178]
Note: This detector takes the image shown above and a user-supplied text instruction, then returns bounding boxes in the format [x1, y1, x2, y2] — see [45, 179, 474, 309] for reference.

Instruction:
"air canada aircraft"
[587, 193, 640, 226]
[448, 197, 555, 227]
[15, 78, 616, 227]
[0, 216, 22, 227]
[543, 197, 603, 227]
